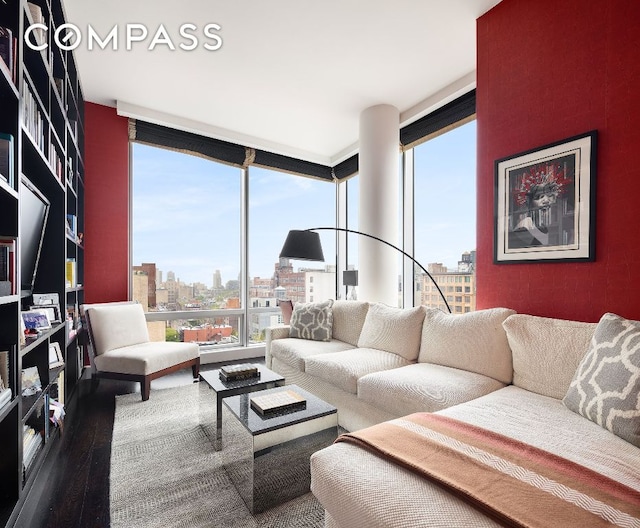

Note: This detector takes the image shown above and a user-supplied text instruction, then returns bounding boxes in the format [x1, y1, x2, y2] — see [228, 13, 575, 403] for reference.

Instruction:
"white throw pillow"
[504, 314, 597, 399]
[419, 307, 516, 384]
[357, 303, 425, 361]
[331, 300, 370, 346]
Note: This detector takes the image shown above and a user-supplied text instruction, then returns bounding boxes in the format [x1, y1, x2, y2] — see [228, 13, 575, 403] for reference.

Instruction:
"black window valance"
[129, 89, 475, 182]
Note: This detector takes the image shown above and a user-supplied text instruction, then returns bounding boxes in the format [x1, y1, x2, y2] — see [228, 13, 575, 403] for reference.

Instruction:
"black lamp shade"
[343, 270, 358, 286]
[279, 230, 325, 261]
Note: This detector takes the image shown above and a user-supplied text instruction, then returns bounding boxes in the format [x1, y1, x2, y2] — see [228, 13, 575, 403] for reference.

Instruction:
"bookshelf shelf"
[0, 0, 84, 525]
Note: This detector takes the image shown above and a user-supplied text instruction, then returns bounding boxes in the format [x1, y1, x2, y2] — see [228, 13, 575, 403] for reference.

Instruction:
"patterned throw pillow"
[289, 299, 334, 342]
[563, 312, 640, 447]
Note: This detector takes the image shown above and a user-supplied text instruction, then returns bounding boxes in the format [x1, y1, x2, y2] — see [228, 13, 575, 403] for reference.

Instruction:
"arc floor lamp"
[279, 227, 452, 313]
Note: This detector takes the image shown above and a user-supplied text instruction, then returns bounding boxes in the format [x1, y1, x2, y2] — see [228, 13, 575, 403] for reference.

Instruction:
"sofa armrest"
[265, 325, 290, 368]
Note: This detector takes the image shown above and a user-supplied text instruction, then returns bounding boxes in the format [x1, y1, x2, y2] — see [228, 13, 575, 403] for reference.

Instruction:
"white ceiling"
[63, 0, 501, 165]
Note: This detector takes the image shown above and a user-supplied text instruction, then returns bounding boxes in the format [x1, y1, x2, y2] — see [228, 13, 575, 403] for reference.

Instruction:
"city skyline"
[132, 121, 476, 286]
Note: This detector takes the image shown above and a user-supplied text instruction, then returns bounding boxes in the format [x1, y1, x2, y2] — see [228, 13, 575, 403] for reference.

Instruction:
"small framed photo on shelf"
[21, 309, 51, 334]
[21, 366, 42, 397]
[494, 130, 597, 263]
[32, 293, 62, 323]
[48, 342, 64, 368]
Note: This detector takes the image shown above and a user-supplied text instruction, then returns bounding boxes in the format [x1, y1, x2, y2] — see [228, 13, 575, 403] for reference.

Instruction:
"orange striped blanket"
[336, 413, 640, 528]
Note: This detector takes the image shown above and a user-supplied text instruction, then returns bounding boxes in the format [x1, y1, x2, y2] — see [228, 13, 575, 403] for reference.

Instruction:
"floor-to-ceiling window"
[131, 143, 244, 345]
[247, 166, 335, 342]
[411, 120, 476, 313]
[131, 141, 337, 351]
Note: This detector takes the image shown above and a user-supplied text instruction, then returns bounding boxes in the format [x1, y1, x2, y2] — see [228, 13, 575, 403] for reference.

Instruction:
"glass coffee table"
[199, 364, 285, 450]
[222, 384, 338, 513]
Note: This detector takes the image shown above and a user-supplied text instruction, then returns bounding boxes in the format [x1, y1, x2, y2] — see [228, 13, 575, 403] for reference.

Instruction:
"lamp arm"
[307, 227, 452, 313]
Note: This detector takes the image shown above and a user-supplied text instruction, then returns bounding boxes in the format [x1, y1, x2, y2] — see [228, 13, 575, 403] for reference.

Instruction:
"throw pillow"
[278, 299, 294, 325]
[503, 314, 597, 399]
[419, 307, 516, 384]
[357, 303, 425, 361]
[563, 313, 640, 447]
[331, 300, 370, 347]
[289, 299, 334, 342]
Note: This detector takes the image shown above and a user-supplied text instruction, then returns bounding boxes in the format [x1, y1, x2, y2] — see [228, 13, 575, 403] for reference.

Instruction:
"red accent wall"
[84, 103, 129, 303]
[476, 0, 640, 322]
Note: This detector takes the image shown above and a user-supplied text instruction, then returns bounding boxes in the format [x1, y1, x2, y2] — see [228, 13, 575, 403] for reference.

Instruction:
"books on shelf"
[0, 349, 11, 409]
[0, 238, 16, 296]
[250, 389, 306, 416]
[0, 132, 14, 188]
[26, 3, 46, 49]
[0, 26, 17, 84]
[65, 258, 76, 287]
[23, 424, 41, 470]
[219, 363, 259, 382]
[22, 83, 46, 153]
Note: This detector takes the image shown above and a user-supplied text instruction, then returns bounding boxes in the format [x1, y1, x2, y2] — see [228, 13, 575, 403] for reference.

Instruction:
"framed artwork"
[48, 342, 64, 368]
[494, 131, 597, 263]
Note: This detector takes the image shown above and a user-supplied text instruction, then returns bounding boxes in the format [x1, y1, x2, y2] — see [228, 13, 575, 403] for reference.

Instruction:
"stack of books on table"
[250, 389, 306, 416]
[219, 363, 259, 382]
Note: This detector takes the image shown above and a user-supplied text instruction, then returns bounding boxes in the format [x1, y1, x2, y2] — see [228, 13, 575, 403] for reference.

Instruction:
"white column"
[358, 104, 399, 305]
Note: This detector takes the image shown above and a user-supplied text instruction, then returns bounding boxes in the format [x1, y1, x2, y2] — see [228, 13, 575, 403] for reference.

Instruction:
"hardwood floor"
[14, 359, 263, 528]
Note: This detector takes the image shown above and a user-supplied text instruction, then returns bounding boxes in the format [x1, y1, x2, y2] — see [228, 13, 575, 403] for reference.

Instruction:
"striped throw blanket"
[336, 413, 640, 528]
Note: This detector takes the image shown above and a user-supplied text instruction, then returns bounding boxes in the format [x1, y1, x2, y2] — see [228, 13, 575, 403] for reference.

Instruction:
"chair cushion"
[419, 307, 516, 384]
[270, 337, 356, 372]
[503, 314, 597, 399]
[563, 312, 640, 448]
[87, 303, 150, 355]
[357, 303, 425, 361]
[94, 341, 199, 376]
[331, 300, 370, 347]
[358, 363, 506, 416]
[289, 299, 334, 341]
[305, 348, 412, 394]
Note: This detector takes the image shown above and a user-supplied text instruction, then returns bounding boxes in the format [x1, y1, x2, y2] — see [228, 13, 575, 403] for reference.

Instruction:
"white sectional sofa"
[265, 302, 640, 527]
[266, 300, 515, 432]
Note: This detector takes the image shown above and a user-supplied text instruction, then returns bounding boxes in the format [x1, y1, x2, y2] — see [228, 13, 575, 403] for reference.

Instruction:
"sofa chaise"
[265, 301, 640, 527]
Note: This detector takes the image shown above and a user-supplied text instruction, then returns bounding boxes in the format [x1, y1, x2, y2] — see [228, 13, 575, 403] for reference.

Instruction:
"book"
[250, 389, 306, 416]
[0, 27, 13, 82]
[66, 258, 76, 287]
[0, 238, 16, 295]
[219, 363, 259, 382]
[0, 387, 11, 409]
[0, 132, 14, 188]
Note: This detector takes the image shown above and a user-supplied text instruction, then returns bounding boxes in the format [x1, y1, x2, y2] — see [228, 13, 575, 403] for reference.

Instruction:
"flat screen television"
[19, 176, 50, 297]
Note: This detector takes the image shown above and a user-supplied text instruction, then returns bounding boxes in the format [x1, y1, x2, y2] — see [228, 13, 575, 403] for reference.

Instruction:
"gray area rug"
[110, 382, 325, 528]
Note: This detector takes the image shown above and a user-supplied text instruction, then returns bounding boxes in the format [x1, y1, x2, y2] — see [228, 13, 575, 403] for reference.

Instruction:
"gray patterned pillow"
[563, 312, 640, 447]
[289, 299, 334, 342]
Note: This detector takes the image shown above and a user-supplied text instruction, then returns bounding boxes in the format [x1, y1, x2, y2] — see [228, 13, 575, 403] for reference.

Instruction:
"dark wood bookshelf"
[0, 1, 85, 526]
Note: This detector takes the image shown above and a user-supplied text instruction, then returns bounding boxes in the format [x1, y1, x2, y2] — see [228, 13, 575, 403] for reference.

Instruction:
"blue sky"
[132, 121, 475, 286]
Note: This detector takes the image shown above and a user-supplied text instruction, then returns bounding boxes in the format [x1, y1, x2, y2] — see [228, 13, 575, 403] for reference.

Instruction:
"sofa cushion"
[289, 299, 333, 341]
[358, 363, 506, 416]
[305, 348, 412, 394]
[563, 312, 640, 448]
[270, 337, 356, 372]
[419, 307, 515, 384]
[94, 341, 199, 375]
[503, 314, 597, 399]
[87, 303, 150, 355]
[357, 303, 425, 361]
[331, 300, 369, 347]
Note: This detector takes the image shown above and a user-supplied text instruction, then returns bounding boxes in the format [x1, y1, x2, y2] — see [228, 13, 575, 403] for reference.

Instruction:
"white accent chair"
[82, 302, 200, 401]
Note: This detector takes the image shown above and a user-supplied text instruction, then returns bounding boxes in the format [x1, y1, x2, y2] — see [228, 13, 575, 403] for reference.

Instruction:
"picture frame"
[494, 131, 597, 263]
[31, 304, 61, 324]
[32, 292, 62, 323]
[21, 309, 51, 333]
[48, 342, 64, 368]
